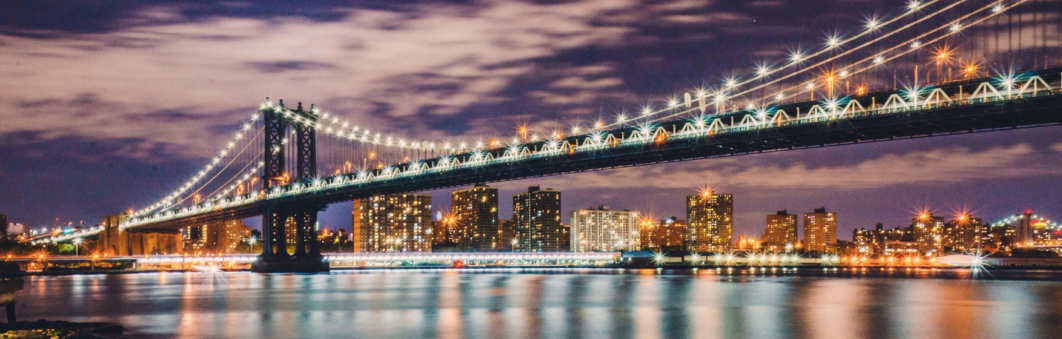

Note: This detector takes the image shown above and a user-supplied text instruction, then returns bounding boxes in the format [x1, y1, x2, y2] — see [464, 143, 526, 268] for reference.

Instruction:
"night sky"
[1, 0, 1060, 240]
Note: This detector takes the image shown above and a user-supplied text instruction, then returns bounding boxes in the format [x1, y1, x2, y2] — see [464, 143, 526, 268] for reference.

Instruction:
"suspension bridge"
[28, 0, 1062, 272]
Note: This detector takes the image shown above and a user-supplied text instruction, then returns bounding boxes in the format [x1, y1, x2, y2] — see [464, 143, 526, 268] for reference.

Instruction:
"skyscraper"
[570, 206, 640, 252]
[641, 217, 686, 251]
[451, 184, 500, 251]
[685, 191, 733, 253]
[0, 214, 7, 241]
[513, 186, 563, 252]
[763, 210, 798, 252]
[1016, 210, 1034, 246]
[944, 215, 983, 253]
[353, 193, 433, 252]
[803, 207, 837, 253]
[912, 212, 945, 255]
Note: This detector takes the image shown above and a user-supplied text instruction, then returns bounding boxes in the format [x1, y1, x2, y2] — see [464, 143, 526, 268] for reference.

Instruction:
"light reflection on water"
[16, 269, 1062, 339]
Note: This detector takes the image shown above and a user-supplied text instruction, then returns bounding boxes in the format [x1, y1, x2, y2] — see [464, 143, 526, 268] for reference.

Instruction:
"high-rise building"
[570, 206, 640, 252]
[943, 215, 982, 253]
[640, 217, 686, 251]
[353, 193, 433, 252]
[498, 220, 515, 251]
[685, 191, 733, 253]
[1016, 210, 1034, 246]
[183, 220, 249, 254]
[451, 184, 500, 251]
[763, 210, 798, 252]
[735, 235, 762, 251]
[513, 186, 563, 252]
[912, 212, 945, 255]
[0, 214, 7, 241]
[803, 207, 837, 254]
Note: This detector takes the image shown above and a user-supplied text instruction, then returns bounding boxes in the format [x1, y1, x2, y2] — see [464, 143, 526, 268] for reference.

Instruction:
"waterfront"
[16, 269, 1062, 338]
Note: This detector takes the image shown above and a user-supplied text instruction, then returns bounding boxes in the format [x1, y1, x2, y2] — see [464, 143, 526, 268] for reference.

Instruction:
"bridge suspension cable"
[757, 0, 1022, 107]
[570, 0, 968, 134]
[131, 112, 263, 217]
[642, 0, 1019, 126]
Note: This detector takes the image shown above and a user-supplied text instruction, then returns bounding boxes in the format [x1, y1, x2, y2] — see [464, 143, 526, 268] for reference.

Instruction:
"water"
[15, 268, 1062, 338]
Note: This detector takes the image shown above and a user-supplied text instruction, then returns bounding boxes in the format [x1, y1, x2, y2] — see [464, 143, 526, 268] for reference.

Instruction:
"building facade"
[685, 192, 733, 253]
[513, 186, 563, 252]
[943, 216, 983, 253]
[640, 217, 686, 251]
[803, 207, 837, 253]
[353, 194, 433, 252]
[912, 212, 945, 255]
[451, 184, 500, 251]
[1016, 210, 1034, 246]
[0, 214, 7, 241]
[570, 206, 640, 252]
[763, 210, 798, 252]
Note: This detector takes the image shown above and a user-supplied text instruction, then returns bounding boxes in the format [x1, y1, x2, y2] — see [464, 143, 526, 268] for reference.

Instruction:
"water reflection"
[16, 269, 1062, 339]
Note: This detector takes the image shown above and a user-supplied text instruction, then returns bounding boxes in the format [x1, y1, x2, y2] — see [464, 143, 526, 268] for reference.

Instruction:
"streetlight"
[73, 238, 83, 256]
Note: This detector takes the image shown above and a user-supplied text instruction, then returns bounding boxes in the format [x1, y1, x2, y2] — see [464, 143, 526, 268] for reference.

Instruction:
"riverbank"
[0, 320, 122, 339]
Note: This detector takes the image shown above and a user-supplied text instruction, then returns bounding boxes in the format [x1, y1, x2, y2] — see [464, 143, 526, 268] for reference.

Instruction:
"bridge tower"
[253, 100, 329, 272]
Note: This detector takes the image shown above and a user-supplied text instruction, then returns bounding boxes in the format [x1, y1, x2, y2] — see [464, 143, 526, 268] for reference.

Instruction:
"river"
[16, 268, 1062, 338]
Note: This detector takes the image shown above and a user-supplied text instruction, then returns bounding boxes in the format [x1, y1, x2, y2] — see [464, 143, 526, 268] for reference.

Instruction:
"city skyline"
[2, 0, 1061, 240]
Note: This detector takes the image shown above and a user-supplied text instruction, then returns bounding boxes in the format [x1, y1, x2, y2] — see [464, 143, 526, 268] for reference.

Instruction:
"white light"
[805, 82, 815, 90]
[839, 70, 849, 78]
[865, 17, 882, 31]
[992, 4, 1005, 13]
[725, 77, 737, 88]
[755, 64, 771, 78]
[642, 107, 653, 116]
[789, 51, 805, 64]
[910, 40, 921, 49]
[873, 55, 885, 65]
[825, 34, 842, 49]
[949, 22, 963, 33]
[907, 0, 921, 11]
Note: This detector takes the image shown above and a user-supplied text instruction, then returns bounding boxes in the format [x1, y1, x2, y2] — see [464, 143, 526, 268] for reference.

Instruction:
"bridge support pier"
[251, 99, 328, 273]
[252, 205, 329, 273]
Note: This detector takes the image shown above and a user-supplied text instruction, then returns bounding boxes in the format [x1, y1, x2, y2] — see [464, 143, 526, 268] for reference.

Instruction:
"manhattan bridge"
[32, 0, 1062, 271]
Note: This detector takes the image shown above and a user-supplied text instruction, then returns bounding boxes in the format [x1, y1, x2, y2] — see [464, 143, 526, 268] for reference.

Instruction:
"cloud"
[245, 60, 338, 73]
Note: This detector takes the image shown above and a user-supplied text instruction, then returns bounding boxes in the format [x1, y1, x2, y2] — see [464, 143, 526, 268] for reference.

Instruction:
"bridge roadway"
[39, 68, 1062, 240]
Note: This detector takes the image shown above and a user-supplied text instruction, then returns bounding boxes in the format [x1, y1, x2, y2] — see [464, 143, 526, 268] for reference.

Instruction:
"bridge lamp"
[616, 114, 627, 124]
[864, 18, 881, 32]
[641, 106, 653, 116]
[991, 4, 1005, 14]
[724, 77, 738, 89]
[906, 0, 921, 11]
[824, 34, 842, 50]
[755, 64, 770, 78]
[949, 22, 963, 34]
[910, 40, 922, 50]
[668, 99, 678, 108]
[789, 51, 805, 64]
[873, 55, 885, 65]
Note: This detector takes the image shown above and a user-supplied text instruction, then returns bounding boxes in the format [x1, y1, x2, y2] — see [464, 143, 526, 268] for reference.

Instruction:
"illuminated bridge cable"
[645, 0, 1012, 125]
[134, 112, 263, 217]
[592, 0, 968, 132]
[166, 127, 265, 210]
[755, 0, 1020, 106]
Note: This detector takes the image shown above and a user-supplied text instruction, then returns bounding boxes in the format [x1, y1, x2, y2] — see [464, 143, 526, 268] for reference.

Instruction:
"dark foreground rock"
[0, 319, 123, 338]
